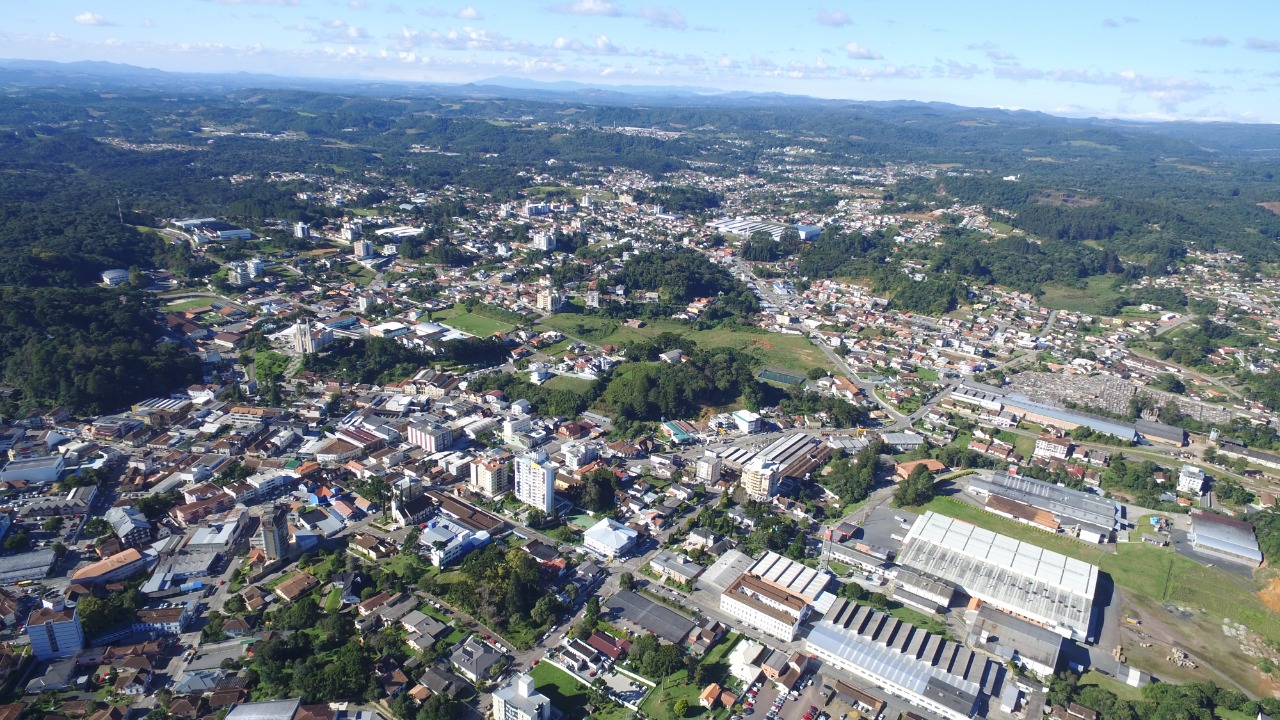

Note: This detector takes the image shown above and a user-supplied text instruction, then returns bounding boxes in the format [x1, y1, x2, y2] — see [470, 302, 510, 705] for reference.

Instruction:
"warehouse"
[746, 551, 831, 603]
[967, 472, 1119, 543]
[806, 598, 1005, 720]
[967, 605, 1064, 679]
[1189, 511, 1263, 567]
[897, 512, 1097, 641]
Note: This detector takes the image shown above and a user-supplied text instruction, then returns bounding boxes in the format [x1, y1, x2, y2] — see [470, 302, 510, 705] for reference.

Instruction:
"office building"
[408, 421, 453, 453]
[695, 454, 722, 484]
[583, 518, 638, 558]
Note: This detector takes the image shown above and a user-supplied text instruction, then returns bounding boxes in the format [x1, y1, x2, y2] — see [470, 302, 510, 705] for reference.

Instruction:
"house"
[893, 459, 947, 482]
[273, 573, 319, 603]
[450, 638, 503, 683]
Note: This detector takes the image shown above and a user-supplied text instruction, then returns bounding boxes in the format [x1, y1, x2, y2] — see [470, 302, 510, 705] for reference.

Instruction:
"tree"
[4, 530, 29, 552]
[893, 464, 936, 507]
[618, 572, 635, 591]
[1158, 398, 1183, 425]
[673, 699, 690, 718]
[42, 516, 64, 533]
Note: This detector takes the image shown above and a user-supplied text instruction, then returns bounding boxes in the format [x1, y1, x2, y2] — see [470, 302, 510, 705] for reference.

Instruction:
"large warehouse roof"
[748, 551, 831, 602]
[971, 472, 1119, 532]
[1190, 511, 1263, 566]
[806, 598, 1001, 720]
[898, 512, 1097, 639]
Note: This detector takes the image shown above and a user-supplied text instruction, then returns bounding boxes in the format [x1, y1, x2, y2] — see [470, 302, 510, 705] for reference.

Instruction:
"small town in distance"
[4, 28, 1280, 720]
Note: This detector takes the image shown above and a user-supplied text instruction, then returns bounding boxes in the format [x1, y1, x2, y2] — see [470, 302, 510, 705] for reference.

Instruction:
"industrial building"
[967, 472, 1119, 543]
[745, 551, 831, 603]
[897, 512, 1098, 641]
[967, 605, 1064, 679]
[806, 598, 1005, 720]
[1189, 510, 1263, 567]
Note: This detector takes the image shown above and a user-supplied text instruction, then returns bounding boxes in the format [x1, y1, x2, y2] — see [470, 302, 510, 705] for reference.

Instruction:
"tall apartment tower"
[741, 458, 779, 501]
[260, 503, 291, 561]
[513, 450, 557, 513]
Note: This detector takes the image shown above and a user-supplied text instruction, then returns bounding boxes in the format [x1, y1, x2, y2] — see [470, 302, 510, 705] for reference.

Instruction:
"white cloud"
[348, 0, 369, 8]
[1186, 36, 1229, 47]
[843, 42, 881, 60]
[140, 18, 155, 28]
[815, 9, 851, 27]
[74, 12, 115, 26]
[840, 64, 921, 80]
[551, 0, 620, 16]
[206, 0, 299, 5]
[936, 60, 981, 79]
[986, 49, 1016, 63]
[456, 5, 483, 19]
[638, 7, 685, 29]
[1246, 37, 1280, 52]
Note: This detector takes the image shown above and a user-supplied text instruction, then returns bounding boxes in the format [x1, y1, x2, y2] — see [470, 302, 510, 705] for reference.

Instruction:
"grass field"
[889, 605, 952, 639]
[323, 587, 342, 613]
[528, 663, 629, 720]
[542, 375, 597, 394]
[1079, 670, 1144, 702]
[537, 315, 832, 374]
[439, 312, 515, 336]
[1038, 275, 1125, 315]
[165, 298, 221, 312]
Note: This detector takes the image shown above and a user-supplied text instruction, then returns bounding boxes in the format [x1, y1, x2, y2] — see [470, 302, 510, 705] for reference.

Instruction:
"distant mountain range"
[3, 57, 1280, 152]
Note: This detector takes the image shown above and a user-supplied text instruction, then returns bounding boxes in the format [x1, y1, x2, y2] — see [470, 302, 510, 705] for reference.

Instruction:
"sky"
[4, 1, 1280, 122]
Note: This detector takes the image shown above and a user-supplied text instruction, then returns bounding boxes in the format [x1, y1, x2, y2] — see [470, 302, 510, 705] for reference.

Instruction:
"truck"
[179, 581, 204, 593]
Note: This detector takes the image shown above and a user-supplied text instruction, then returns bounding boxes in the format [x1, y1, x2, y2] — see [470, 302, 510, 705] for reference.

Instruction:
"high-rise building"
[260, 503, 290, 561]
[741, 457, 779, 500]
[696, 454, 723, 485]
[342, 221, 363, 241]
[354, 239, 374, 259]
[293, 222, 310, 239]
[27, 601, 83, 660]
[535, 289, 564, 312]
[532, 231, 557, 252]
[470, 451, 511, 498]
[513, 450, 557, 513]
[493, 674, 551, 720]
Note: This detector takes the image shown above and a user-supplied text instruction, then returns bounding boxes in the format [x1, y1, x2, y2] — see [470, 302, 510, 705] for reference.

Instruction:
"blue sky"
[5, 0, 1280, 121]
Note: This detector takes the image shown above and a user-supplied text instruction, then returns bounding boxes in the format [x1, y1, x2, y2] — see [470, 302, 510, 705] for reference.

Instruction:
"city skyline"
[4, 0, 1280, 122]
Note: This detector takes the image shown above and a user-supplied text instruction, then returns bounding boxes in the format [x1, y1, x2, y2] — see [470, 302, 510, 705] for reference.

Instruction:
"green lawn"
[542, 375, 597, 394]
[528, 663, 629, 720]
[537, 315, 832, 374]
[889, 605, 952, 639]
[165, 298, 222, 312]
[255, 350, 291, 381]
[1079, 670, 1144, 702]
[1038, 276, 1125, 315]
[827, 560, 851, 577]
[439, 311, 516, 337]
[323, 587, 343, 613]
